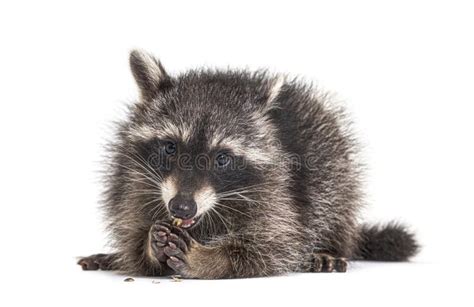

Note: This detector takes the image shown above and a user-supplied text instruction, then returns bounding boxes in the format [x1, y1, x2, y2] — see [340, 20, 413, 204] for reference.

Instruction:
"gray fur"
[79, 50, 418, 278]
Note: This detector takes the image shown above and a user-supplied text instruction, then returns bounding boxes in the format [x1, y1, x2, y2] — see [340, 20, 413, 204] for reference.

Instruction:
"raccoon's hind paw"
[311, 254, 347, 273]
[77, 253, 116, 271]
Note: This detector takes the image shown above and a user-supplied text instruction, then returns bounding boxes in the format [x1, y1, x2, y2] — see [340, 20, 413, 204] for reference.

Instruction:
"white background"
[0, 0, 472, 306]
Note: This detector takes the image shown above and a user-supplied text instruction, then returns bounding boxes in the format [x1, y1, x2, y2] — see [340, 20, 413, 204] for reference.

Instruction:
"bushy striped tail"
[354, 222, 419, 261]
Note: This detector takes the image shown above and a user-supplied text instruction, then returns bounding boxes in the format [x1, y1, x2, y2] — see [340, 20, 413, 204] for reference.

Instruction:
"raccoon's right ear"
[129, 49, 172, 101]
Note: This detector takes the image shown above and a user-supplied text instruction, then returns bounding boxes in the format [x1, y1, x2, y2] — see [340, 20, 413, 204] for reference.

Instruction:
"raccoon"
[78, 50, 419, 278]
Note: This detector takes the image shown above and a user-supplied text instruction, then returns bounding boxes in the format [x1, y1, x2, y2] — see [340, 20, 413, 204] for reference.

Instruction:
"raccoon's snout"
[161, 177, 216, 228]
[169, 195, 197, 220]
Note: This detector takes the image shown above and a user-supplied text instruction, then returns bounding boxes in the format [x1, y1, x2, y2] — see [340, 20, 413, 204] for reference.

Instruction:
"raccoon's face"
[133, 134, 263, 228]
[121, 50, 284, 229]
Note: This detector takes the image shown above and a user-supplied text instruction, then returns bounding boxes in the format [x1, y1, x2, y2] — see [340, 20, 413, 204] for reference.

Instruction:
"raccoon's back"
[269, 81, 362, 208]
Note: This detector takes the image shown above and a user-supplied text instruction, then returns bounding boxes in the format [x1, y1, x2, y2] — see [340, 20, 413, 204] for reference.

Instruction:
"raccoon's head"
[116, 50, 287, 229]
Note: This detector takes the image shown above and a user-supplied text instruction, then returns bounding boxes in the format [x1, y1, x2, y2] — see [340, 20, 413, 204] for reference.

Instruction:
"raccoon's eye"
[216, 152, 230, 168]
[164, 141, 177, 155]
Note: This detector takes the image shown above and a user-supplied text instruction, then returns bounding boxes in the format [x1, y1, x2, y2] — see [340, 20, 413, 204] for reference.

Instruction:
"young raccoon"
[78, 50, 419, 278]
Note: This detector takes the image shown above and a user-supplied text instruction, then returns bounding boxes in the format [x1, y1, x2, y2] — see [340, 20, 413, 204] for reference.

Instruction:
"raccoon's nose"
[169, 196, 197, 219]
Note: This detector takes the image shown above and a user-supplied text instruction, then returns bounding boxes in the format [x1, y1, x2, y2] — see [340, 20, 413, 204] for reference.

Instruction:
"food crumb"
[123, 277, 135, 282]
[172, 218, 183, 227]
[152, 280, 161, 284]
[171, 275, 182, 282]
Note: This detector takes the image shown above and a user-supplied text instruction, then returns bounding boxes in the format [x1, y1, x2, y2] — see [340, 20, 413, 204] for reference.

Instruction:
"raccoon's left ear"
[129, 49, 171, 101]
[260, 75, 286, 112]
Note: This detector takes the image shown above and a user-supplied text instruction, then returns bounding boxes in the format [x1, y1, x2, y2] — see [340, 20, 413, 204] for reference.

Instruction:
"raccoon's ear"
[129, 49, 171, 101]
[261, 75, 285, 112]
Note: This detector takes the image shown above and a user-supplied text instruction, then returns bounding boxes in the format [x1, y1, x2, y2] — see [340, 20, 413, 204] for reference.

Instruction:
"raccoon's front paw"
[78, 253, 116, 271]
[149, 221, 194, 274]
[148, 222, 173, 263]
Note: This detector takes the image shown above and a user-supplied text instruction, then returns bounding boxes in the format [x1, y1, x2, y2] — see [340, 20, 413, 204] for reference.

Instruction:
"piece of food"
[172, 218, 183, 227]
[123, 277, 135, 282]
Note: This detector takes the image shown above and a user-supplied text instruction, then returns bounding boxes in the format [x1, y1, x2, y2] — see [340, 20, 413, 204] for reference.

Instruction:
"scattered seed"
[171, 275, 182, 282]
[172, 218, 183, 227]
[152, 280, 161, 284]
[124, 277, 135, 282]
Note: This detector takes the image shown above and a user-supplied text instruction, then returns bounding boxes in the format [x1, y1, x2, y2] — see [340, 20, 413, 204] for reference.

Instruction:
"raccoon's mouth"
[172, 215, 202, 229]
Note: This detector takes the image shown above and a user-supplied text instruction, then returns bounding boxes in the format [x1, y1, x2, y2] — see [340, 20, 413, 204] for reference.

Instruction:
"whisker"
[210, 207, 231, 234]
[215, 202, 252, 218]
[108, 161, 161, 188]
[216, 182, 273, 195]
[151, 201, 168, 220]
[112, 148, 164, 181]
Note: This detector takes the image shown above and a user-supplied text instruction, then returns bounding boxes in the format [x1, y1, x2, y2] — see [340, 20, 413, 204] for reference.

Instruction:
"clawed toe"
[78, 257, 99, 270]
[148, 221, 193, 274]
[312, 254, 347, 273]
[78, 253, 116, 271]
[167, 256, 187, 272]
